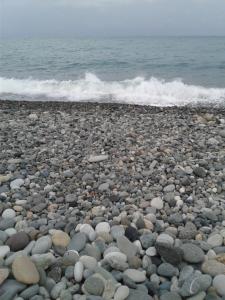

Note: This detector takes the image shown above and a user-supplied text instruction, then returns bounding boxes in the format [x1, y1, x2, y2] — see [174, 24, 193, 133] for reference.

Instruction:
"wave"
[0, 73, 225, 106]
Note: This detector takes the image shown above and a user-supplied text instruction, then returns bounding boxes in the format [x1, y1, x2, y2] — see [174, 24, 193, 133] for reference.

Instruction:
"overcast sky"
[1, 0, 225, 39]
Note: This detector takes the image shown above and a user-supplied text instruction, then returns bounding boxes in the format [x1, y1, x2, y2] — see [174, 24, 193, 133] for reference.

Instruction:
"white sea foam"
[0, 73, 225, 106]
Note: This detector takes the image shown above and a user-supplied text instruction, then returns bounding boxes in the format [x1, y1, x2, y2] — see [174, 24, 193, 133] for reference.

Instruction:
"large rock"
[12, 256, 40, 284]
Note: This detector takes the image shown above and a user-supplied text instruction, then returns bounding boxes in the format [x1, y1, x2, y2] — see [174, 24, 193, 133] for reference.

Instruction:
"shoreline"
[1, 99, 225, 114]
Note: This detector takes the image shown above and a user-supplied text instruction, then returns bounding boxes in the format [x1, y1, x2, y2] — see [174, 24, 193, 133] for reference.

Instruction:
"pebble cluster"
[0, 101, 225, 300]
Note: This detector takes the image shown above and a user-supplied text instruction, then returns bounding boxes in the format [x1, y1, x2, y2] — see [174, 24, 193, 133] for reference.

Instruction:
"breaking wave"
[0, 73, 225, 106]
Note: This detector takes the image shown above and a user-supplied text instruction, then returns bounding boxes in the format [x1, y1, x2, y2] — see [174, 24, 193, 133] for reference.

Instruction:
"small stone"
[114, 286, 130, 300]
[50, 281, 66, 299]
[157, 263, 178, 277]
[156, 233, 174, 246]
[125, 226, 139, 242]
[207, 234, 223, 248]
[80, 224, 96, 241]
[0, 218, 15, 230]
[74, 261, 84, 282]
[6, 231, 30, 251]
[193, 167, 206, 178]
[12, 255, 40, 284]
[20, 284, 39, 299]
[0, 268, 9, 284]
[83, 275, 105, 296]
[2, 208, 16, 219]
[52, 230, 70, 248]
[88, 155, 108, 163]
[181, 243, 205, 263]
[117, 236, 138, 259]
[98, 182, 109, 192]
[80, 255, 97, 271]
[111, 225, 125, 240]
[123, 269, 146, 283]
[163, 184, 175, 193]
[202, 260, 225, 276]
[95, 222, 110, 234]
[10, 178, 24, 190]
[151, 197, 163, 210]
[0, 245, 10, 258]
[32, 236, 52, 254]
[68, 232, 87, 252]
[160, 292, 182, 300]
[213, 274, 225, 296]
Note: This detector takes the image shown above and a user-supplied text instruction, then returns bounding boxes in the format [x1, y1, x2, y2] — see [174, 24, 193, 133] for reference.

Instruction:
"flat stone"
[68, 232, 87, 252]
[52, 230, 70, 248]
[181, 243, 205, 263]
[0, 279, 26, 300]
[156, 233, 174, 246]
[157, 263, 178, 277]
[117, 236, 138, 259]
[156, 243, 183, 265]
[6, 231, 30, 251]
[124, 269, 146, 283]
[88, 155, 108, 163]
[32, 236, 52, 254]
[202, 260, 225, 276]
[213, 274, 225, 296]
[12, 255, 40, 284]
[20, 284, 39, 299]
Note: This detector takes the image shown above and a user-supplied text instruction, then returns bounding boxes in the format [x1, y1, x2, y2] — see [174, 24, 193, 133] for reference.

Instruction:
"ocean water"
[0, 37, 225, 106]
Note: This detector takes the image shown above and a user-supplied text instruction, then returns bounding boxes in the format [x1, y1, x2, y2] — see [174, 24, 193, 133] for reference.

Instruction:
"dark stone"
[123, 274, 137, 289]
[156, 243, 183, 265]
[193, 167, 206, 178]
[125, 226, 139, 242]
[6, 231, 30, 251]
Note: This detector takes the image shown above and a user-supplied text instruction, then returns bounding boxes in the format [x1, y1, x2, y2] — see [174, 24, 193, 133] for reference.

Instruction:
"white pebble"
[74, 261, 84, 282]
[114, 286, 130, 300]
[0, 246, 10, 258]
[151, 197, 163, 210]
[95, 222, 110, 234]
[146, 247, 157, 256]
[2, 209, 16, 219]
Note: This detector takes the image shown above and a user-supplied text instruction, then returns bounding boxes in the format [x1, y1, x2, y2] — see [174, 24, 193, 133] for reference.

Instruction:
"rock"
[80, 255, 97, 271]
[20, 284, 39, 299]
[0, 218, 15, 230]
[10, 178, 24, 189]
[12, 255, 40, 284]
[2, 208, 16, 219]
[83, 275, 105, 296]
[114, 286, 130, 300]
[80, 224, 96, 241]
[111, 225, 125, 240]
[126, 289, 152, 300]
[151, 197, 163, 210]
[117, 236, 138, 259]
[0, 245, 10, 258]
[32, 236, 52, 254]
[160, 292, 182, 300]
[62, 250, 79, 266]
[179, 222, 197, 240]
[104, 252, 128, 271]
[0, 268, 9, 285]
[0, 174, 12, 184]
[155, 243, 183, 265]
[163, 184, 175, 193]
[125, 226, 139, 242]
[157, 263, 178, 277]
[95, 222, 110, 234]
[123, 269, 146, 283]
[193, 167, 206, 178]
[207, 234, 223, 248]
[213, 274, 225, 296]
[140, 233, 156, 249]
[181, 243, 205, 263]
[60, 289, 73, 300]
[6, 231, 30, 251]
[88, 155, 108, 163]
[50, 281, 66, 299]
[0, 279, 26, 299]
[156, 233, 174, 246]
[202, 260, 225, 276]
[68, 232, 87, 252]
[186, 291, 206, 300]
[31, 252, 56, 270]
[74, 261, 84, 282]
[51, 230, 70, 248]
[98, 182, 109, 192]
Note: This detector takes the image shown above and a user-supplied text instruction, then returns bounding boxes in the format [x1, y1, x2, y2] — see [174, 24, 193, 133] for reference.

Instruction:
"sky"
[0, 0, 225, 39]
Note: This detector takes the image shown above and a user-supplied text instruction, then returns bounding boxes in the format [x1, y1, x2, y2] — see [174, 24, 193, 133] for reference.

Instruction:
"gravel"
[0, 100, 225, 299]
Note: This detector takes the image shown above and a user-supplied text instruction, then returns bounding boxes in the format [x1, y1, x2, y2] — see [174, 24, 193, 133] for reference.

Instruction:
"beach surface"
[0, 100, 225, 300]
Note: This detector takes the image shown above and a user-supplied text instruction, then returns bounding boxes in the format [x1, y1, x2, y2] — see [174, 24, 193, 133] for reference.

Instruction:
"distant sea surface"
[0, 37, 225, 106]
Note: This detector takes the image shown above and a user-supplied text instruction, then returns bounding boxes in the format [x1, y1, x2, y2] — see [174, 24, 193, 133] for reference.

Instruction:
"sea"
[0, 37, 225, 106]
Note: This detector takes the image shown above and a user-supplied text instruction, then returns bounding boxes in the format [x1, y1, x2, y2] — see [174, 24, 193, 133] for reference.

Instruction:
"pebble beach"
[0, 100, 225, 300]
